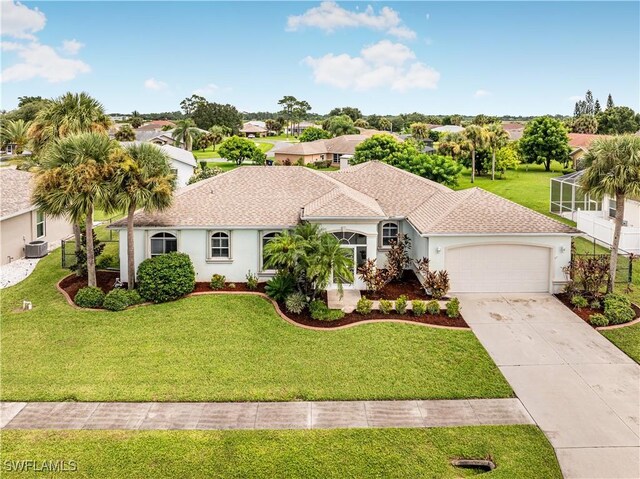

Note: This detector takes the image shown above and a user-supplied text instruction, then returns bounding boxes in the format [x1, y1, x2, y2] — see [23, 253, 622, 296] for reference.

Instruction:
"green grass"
[0, 426, 561, 478]
[0, 251, 512, 402]
[193, 141, 273, 160]
[602, 324, 640, 363]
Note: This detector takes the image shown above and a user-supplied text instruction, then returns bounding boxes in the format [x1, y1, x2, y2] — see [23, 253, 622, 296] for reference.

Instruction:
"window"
[608, 199, 616, 218]
[210, 231, 230, 259]
[36, 211, 46, 238]
[381, 222, 399, 247]
[262, 232, 279, 270]
[150, 232, 177, 257]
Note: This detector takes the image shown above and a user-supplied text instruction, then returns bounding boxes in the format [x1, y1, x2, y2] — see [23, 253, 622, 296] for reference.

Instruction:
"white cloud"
[0, 42, 90, 83]
[60, 39, 83, 55]
[287, 1, 416, 40]
[144, 78, 168, 91]
[0, 1, 46, 40]
[474, 89, 491, 98]
[193, 83, 219, 96]
[303, 40, 439, 92]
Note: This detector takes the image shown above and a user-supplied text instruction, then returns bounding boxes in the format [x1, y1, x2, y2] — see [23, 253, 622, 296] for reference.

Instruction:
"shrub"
[385, 234, 411, 281]
[412, 300, 426, 316]
[379, 299, 393, 314]
[137, 252, 195, 303]
[103, 289, 130, 311]
[265, 272, 295, 302]
[356, 296, 373, 315]
[187, 166, 223, 185]
[571, 294, 588, 308]
[96, 253, 116, 270]
[415, 257, 430, 277]
[446, 297, 461, 318]
[565, 256, 609, 296]
[210, 274, 226, 290]
[604, 294, 635, 325]
[228, 283, 236, 289]
[358, 259, 389, 293]
[426, 300, 440, 315]
[126, 290, 144, 306]
[309, 300, 344, 321]
[424, 270, 450, 299]
[245, 270, 259, 290]
[285, 292, 307, 314]
[312, 159, 332, 169]
[589, 313, 609, 327]
[296, 157, 305, 166]
[74, 286, 105, 308]
[395, 295, 408, 315]
[590, 299, 601, 310]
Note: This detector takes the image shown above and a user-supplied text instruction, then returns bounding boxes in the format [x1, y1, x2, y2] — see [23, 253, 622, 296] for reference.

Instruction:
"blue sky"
[1, 1, 638, 116]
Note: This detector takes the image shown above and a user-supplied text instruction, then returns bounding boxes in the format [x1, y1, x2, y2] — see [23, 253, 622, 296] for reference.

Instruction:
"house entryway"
[331, 231, 368, 290]
[327, 289, 361, 313]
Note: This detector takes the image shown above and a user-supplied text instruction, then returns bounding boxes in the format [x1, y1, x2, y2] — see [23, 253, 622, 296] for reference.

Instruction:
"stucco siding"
[172, 160, 195, 188]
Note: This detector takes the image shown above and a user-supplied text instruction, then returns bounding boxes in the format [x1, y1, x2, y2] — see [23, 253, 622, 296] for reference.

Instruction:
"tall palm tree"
[463, 125, 489, 183]
[208, 125, 225, 150]
[32, 133, 118, 287]
[1, 119, 31, 154]
[113, 143, 176, 289]
[172, 119, 198, 151]
[438, 132, 470, 162]
[580, 135, 640, 293]
[28, 92, 111, 154]
[486, 123, 510, 181]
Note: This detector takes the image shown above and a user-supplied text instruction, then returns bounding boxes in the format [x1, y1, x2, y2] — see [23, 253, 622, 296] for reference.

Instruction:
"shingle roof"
[0, 169, 35, 219]
[568, 133, 611, 150]
[432, 125, 465, 133]
[120, 142, 196, 167]
[109, 160, 576, 235]
[408, 188, 577, 234]
[241, 122, 267, 133]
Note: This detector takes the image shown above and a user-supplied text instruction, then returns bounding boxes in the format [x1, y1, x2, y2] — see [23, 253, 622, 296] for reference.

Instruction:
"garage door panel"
[445, 244, 550, 293]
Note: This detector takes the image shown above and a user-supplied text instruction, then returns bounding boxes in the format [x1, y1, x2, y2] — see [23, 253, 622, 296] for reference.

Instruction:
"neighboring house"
[274, 134, 371, 165]
[120, 142, 197, 188]
[138, 128, 208, 150]
[285, 121, 316, 136]
[551, 170, 640, 254]
[0, 169, 73, 265]
[110, 161, 576, 293]
[137, 120, 176, 132]
[239, 122, 267, 138]
[502, 122, 525, 141]
[431, 125, 465, 134]
[567, 133, 610, 168]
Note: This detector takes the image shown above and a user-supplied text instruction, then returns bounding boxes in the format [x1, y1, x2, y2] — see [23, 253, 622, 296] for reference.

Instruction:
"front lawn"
[193, 141, 273, 160]
[0, 251, 512, 402]
[1, 426, 561, 478]
[602, 324, 640, 363]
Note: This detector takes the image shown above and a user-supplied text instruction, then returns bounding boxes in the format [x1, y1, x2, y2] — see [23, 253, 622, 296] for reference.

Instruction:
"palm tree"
[463, 125, 489, 183]
[32, 132, 118, 287]
[379, 118, 392, 132]
[28, 92, 111, 154]
[438, 132, 470, 161]
[113, 143, 176, 289]
[1, 119, 31, 154]
[208, 125, 225, 150]
[172, 119, 198, 151]
[580, 135, 640, 293]
[410, 122, 429, 141]
[486, 124, 510, 181]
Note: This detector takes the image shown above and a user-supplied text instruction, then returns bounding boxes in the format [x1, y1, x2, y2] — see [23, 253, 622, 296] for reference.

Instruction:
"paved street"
[459, 293, 640, 479]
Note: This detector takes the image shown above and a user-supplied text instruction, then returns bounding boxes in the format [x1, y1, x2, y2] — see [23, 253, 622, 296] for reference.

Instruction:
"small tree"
[299, 127, 331, 142]
[385, 234, 411, 282]
[596, 106, 640, 135]
[379, 118, 392, 131]
[410, 122, 430, 140]
[208, 125, 225, 150]
[519, 116, 571, 171]
[114, 124, 136, 142]
[130, 116, 143, 129]
[463, 125, 489, 182]
[353, 134, 404, 164]
[572, 115, 598, 134]
[325, 115, 358, 137]
[218, 136, 266, 165]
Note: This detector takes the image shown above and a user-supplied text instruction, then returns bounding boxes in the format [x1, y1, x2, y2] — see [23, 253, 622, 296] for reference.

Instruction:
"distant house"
[0, 169, 73, 265]
[567, 133, 611, 168]
[137, 120, 176, 132]
[120, 142, 197, 188]
[136, 128, 208, 150]
[502, 122, 525, 141]
[285, 121, 316, 136]
[431, 125, 464, 134]
[240, 122, 267, 138]
[274, 134, 380, 165]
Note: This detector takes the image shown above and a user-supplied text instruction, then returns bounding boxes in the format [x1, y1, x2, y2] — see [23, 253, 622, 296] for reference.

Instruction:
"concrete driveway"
[459, 293, 639, 479]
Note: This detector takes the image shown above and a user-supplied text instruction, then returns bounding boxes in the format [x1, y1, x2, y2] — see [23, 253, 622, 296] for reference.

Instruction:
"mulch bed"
[59, 271, 120, 302]
[555, 293, 640, 327]
[194, 282, 267, 294]
[367, 270, 430, 300]
[281, 302, 468, 329]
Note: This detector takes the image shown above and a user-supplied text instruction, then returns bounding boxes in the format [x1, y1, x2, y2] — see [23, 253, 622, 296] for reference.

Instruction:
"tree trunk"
[471, 150, 476, 184]
[545, 159, 551, 172]
[85, 205, 97, 288]
[127, 202, 136, 290]
[73, 223, 82, 254]
[491, 150, 496, 181]
[607, 193, 625, 293]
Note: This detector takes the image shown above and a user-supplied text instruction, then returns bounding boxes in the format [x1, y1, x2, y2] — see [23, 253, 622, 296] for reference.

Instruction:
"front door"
[332, 232, 367, 290]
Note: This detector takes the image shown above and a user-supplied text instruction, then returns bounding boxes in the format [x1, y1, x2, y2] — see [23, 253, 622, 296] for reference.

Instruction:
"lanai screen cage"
[550, 171, 601, 216]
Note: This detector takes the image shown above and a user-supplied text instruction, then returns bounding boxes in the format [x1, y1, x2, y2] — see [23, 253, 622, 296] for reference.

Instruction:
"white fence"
[576, 211, 640, 254]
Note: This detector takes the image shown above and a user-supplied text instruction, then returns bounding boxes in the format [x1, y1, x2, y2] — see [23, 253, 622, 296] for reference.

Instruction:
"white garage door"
[445, 244, 551, 293]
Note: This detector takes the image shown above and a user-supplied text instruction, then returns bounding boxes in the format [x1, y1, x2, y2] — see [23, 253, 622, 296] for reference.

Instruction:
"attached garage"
[445, 244, 552, 293]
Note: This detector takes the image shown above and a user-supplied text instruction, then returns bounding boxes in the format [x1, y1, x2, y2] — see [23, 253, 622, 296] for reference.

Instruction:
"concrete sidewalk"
[459, 293, 640, 479]
[1, 399, 533, 431]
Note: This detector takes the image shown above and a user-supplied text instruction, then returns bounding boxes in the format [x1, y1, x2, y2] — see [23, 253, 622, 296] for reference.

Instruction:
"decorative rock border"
[55, 276, 468, 331]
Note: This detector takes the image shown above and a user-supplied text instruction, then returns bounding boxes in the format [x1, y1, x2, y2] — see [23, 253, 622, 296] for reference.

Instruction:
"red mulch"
[194, 282, 267, 294]
[281, 302, 468, 329]
[59, 271, 120, 301]
[367, 270, 430, 300]
[555, 293, 640, 327]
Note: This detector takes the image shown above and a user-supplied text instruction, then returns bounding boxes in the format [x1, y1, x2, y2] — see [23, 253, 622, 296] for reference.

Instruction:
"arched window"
[381, 222, 399, 247]
[150, 232, 177, 257]
[262, 231, 279, 269]
[210, 231, 230, 258]
[332, 231, 367, 245]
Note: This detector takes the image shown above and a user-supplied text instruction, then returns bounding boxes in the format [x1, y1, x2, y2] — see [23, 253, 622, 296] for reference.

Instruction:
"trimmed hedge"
[103, 289, 130, 311]
[604, 294, 635, 325]
[137, 252, 195, 303]
[74, 286, 105, 308]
